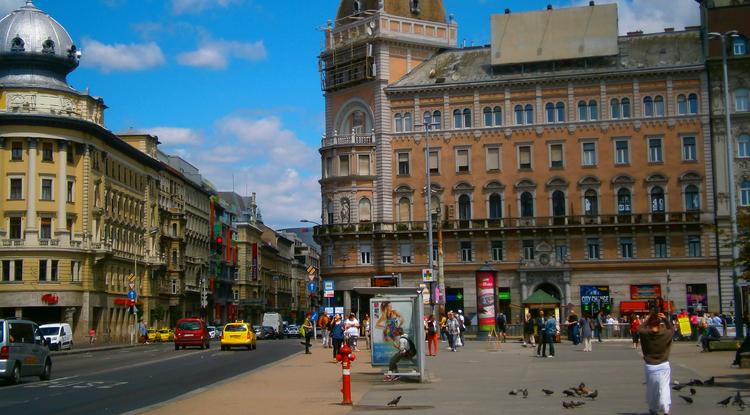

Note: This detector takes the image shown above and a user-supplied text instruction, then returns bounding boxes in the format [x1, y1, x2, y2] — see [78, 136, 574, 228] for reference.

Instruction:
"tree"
[739, 211, 750, 280]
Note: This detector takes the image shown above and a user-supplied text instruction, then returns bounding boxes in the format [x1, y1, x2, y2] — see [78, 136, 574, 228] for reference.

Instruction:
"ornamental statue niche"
[340, 198, 351, 223]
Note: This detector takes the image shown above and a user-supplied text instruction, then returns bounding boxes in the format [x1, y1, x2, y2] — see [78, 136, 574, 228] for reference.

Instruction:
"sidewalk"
[138, 339, 749, 415]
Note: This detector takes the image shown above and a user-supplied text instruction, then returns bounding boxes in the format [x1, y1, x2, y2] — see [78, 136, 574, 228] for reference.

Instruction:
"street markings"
[24, 380, 128, 390]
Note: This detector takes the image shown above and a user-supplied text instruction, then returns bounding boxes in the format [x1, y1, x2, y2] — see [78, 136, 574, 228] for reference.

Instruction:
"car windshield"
[177, 321, 201, 331]
[159, 329, 169, 333]
[0, 323, 3, 341]
[224, 324, 247, 332]
[40, 327, 60, 336]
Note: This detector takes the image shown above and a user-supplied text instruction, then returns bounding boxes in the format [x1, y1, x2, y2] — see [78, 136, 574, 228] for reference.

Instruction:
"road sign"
[312, 312, 318, 322]
[334, 307, 344, 315]
[308, 274, 315, 281]
[128, 290, 136, 301]
[306, 265, 316, 274]
[307, 282, 317, 293]
[128, 274, 135, 283]
[422, 269, 434, 282]
[324, 280, 334, 291]
[128, 281, 135, 291]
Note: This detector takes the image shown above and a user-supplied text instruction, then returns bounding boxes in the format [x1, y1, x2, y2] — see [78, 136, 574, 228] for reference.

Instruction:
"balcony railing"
[315, 212, 704, 236]
[321, 132, 375, 148]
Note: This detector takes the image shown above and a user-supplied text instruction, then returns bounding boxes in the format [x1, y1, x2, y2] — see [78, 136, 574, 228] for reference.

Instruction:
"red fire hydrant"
[336, 343, 356, 405]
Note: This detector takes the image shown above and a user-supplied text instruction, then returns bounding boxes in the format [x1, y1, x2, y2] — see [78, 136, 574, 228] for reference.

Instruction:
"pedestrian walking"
[630, 315, 642, 349]
[496, 311, 507, 343]
[457, 310, 466, 346]
[89, 328, 96, 344]
[639, 308, 674, 415]
[540, 313, 558, 358]
[567, 311, 580, 345]
[361, 313, 371, 350]
[138, 320, 147, 344]
[385, 327, 413, 381]
[319, 311, 330, 348]
[439, 313, 448, 342]
[536, 311, 546, 357]
[301, 313, 314, 354]
[580, 313, 594, 352]
[522, 313, 535, 347]
[425, 314, 439, 356]
[595, 311, 605, 342]
[345, 313, 360, 351]
[331, 315, 345, 360]
[446, 311, 460, 352]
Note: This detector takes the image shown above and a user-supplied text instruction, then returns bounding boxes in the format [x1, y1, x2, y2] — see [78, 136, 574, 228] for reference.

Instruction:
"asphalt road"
[0, 339, 301, 415]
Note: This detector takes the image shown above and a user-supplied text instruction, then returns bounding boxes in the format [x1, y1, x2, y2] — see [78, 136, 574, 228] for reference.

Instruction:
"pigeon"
[690, 388, 697, 396]
[704, 376, 715, 386]
[387, 396, 402, 407]
[509, 390, 518, 396]
[687, 379, 704, 386]
[542, 389, 555, 396]
[718, 396, 732, 407]
[563, 390, 576, 397]
[586, 390, 598, 400]
[573, 401, 586, 407]
[733, 391, 745, 407]
[562, 401, 573, 409]
[522, 389, 529, 399]
[680, 395, 694, 404]
[672, 384, 686, 391]
[577, 383, 590, 394]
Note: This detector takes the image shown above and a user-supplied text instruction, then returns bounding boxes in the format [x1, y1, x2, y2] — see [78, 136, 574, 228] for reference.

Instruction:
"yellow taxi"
[158, 329, 174, 342]
[220, 321, 256, 351]
[147, 328, 158, 342]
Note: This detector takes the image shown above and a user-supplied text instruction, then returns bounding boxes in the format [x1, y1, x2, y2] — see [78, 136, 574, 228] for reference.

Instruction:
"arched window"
[734, 36, 747, 56]
[10, 36, 24, 52]
[688, 93, 698, 114]
[515, 105, 524, 125]
[463, 108, 472, 128]
[735, 88, 749, 112]
[525, 104, 534, 124]
[617, 188, 632, 214]
[622, 97, 631, 118]
[458, 194, 471, 220]
[359, 198, 372, 222]
[431, 195, 440, 217]
[738, 134, 750, 157]
[677, 94, 687, 115]
[520, 192, 534, 217]
[353, 0, 361, 14]
[172, 223, 177, 237]
[326, 200, 334, 223]
[484, 107, 493, 127]
[552, 190, 566, 217]
[394, 113, 403, 133]
[432, 110, 442, 129]
[453, 109, 463, 129]
[578, 101, 588, 121]
[42, 38, 55, 54]
[610, 98, 620, 119]
[556, 102, 565, 122]
[493, 106, 502, 125]
[423, 111, 432, 129]
[644, 96, 654, 117]
[403, 112, 413, 131]
[741, 180, 750, 207]
[489, 193, 502, 219]
[584, 189, 598, 216]
[650, 186, 665, 213]
[546, 102, 555, 123]
[684, 185, 700, 211]
[589, 100, 598, 120]
[654, 95, 665, 116]
[398, 197, 411, 222]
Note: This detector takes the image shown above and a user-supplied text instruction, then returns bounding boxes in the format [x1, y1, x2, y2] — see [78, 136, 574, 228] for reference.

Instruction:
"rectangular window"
[14, 260, 22, 281]
[338, 155, 350, 176]
[649, 138, 663, 162]
[39, 260, 47, 281]
[11, 142, 23, 161]
[654, 236, 667, 258]
[42, 144, 53, 162]
[428, 150, 439, 174]
[486, 147, 500, 171]
[615, 140, 630, 165]
[40, 218, 52, 240]
[41, 178, 53, 201]
[582, 142, 597, 166]
[620, 237, 634, 259]
[587, 238, 601, 260]
[688, 235, 701, 257]
[518, 146, 532, 169]
[172, 279, 179, 295]
[491, 240, 503, 261]
[550, 144, 563, 168]
[9, 217, 22, 239]
[397, 152, 410, 175]
[1, 260, 9, 282]
[358, 154, 370, 176]
[324, 157, 333, 178]
[326, 254, 333, 267]
[456, 149, 470, 172]
[71, 261, 81, 282]
[66, 180, 74, 203]
[460, 241, 472, 262]
[555, 241, 568, 261]
[432, 243, 438, 265]
[9, 178, 23, 200]
[400, 243, 412, 264]
[360, 244, 372, 265]
[522, 240, 535, 260]
[682, 136, 697, 161]
[51, 260, 58, 282]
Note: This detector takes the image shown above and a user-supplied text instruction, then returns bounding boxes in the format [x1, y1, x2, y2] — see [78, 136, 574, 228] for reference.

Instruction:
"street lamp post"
[709, 30, 744, 338]
[419, 117, 440, 314]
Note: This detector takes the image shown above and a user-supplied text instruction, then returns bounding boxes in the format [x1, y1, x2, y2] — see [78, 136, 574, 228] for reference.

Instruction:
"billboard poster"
[630, 284, 662, 300]
[371, 298, 416, 366]
[686, 283, 708, 313]
[579, 285, 611, 315]
[251, 243, 258, 281]
[476, 271, 496, 331]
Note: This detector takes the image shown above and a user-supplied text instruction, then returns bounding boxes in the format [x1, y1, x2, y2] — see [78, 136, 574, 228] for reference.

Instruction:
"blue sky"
[1, 0, 700, 228]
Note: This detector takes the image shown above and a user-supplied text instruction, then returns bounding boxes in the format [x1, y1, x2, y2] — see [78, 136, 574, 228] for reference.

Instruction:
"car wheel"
[206, 341, 210, 349]
[39, 359, 52, 381]
[175, 344, 180, 351]
[69, 341, 73, 350]
[182, 345, 186, 350]
[9, 363, 20, 385]
[247, 345, 252, 351]
[199, 342, 204, 350]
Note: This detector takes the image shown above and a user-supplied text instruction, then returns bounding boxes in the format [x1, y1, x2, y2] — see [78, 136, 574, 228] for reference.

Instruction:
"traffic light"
[215, 236, 223, 255]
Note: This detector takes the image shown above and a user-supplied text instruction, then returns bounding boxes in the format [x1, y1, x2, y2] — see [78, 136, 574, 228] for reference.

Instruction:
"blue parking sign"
[307, 282, 317, 293]
[128, 290, 136, 300]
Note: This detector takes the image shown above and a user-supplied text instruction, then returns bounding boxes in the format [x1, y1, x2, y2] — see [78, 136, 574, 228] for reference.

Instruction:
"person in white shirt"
[345, 313, 360, 351]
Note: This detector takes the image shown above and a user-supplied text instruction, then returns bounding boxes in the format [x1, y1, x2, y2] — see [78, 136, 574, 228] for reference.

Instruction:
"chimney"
[664, 27, 674, 32]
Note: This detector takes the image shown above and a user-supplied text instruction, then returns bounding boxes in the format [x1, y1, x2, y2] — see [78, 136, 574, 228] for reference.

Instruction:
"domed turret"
[0, 1, 80, 91]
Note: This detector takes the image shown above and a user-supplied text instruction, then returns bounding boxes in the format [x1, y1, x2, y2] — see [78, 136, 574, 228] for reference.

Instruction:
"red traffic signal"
[216, 236, 223, 245]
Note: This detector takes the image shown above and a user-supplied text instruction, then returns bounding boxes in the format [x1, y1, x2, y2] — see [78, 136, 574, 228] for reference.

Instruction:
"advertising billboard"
[630, 284, 662, 300]
[580, 285, 611, 315]
[371, 298, 418, 366]
[686, 283, 708, 313]
[476, 271, 496, 332]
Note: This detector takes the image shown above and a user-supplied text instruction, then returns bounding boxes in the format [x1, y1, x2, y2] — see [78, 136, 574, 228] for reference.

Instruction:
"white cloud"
[146, 127, 203, 146]
[571, 0, 700, 35]
[0, 0, 23, 16]
[177, 39, 266, 70]
[171, 0, 241, 15]
[81, 39, 166, 73]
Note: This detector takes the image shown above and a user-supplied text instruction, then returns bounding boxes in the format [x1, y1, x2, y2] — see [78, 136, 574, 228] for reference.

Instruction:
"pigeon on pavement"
[680, 395, 694, 404]
[509, 390, 518, 396]
[542, 389, 555, 396]
[563, 390, 576, 397]
[672, 384, 686, 391]
[690, 388, 697, 396]
[522, 389, 528, 399]
[387, 396, 402, 407]
[586, 390, 598, 400]
[704, 376, 715, 386]
[718, 396, 732, 407]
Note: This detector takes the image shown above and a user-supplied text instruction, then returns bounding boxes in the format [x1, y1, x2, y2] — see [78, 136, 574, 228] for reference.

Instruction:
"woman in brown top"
[639, 310, 674, 415]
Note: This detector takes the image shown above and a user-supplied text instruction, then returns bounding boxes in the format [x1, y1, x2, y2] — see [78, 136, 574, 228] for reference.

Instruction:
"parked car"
[207, 326, 217, 340]
[157, 329, 174, 342]
[39, 323, 73, 351]
[283, 324, 300, 338]
[220, 322, 256, 351]
[147, 328, 158, 342]
[174, 318, 210, 350]
[0, 318, 52, 384]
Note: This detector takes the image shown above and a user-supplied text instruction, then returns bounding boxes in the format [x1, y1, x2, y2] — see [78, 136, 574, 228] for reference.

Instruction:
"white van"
[40, 323, 73, 351]
[261, 312, 283, 335]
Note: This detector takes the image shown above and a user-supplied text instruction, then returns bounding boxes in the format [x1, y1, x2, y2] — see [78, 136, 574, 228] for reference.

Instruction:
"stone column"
[25, 138, 38, 244]
[343, 289, 352, 315]
[57, 141, 70, 244]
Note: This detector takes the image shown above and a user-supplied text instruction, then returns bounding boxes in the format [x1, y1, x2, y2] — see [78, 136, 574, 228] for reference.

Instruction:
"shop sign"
[630, 284, 662, 300]
[580, 285, 611, 314]
[41, 294, 59, 305]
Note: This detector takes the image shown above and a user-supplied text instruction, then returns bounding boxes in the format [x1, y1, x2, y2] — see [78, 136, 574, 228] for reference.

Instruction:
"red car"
[174, 318, 210, 350]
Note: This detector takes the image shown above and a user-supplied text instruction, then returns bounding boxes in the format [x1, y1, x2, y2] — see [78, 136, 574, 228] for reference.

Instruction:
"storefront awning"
[523, 290, 561, 305]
